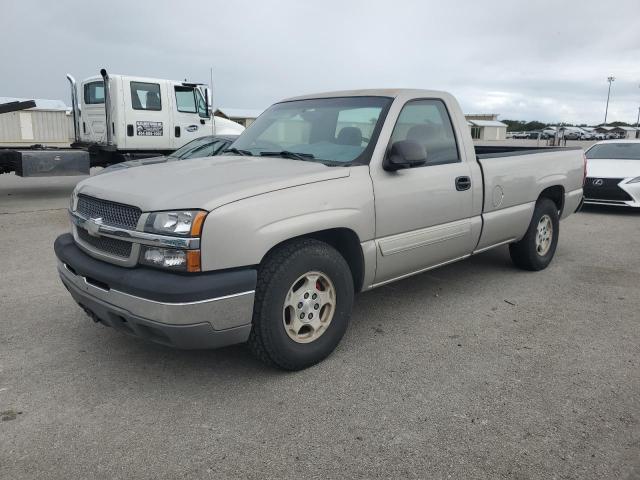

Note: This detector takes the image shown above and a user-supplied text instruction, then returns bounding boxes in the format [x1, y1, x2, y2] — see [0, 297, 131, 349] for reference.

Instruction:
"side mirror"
[384, 140, 427, 171]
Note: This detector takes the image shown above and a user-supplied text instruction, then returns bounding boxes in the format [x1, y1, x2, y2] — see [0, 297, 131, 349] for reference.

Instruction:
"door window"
[175, 87, 197, 113]
[84, 81, 104, 104]
[130, 82, 162, 111]
[390, 99, 460, 165]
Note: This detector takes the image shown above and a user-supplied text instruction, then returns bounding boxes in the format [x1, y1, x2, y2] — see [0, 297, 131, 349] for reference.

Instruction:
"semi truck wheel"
[509, 198, 560, 271]
[248, 238, 354, 370]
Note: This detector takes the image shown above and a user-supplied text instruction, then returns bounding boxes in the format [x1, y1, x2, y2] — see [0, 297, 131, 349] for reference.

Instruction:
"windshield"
[170, 137, 225, 159]
[586, 142, 640, 160]
[230, 96, 392, 165]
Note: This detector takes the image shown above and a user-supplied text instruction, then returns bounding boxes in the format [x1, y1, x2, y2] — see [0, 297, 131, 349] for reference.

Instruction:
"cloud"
[2, 0, 639, 124]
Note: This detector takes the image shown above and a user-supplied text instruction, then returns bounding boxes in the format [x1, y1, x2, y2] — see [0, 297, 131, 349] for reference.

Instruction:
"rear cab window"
[130, 82, 162, 111]
[84, 81, 104, 104]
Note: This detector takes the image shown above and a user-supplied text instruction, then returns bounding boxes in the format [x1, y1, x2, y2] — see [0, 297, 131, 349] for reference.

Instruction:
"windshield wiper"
[223, 147, 253, 156]
[259, 151, 315, 161]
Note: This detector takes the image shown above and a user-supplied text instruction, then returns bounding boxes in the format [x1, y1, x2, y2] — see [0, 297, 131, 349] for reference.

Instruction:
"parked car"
[54, 88, 584, 370]
[511, 131, 529, 139]
[593, 132, 607, 140]
[563, 130, 581, 140]
[579, 131, 595, 140]
[98, 135, 238, 174]
[583, 140, 640, 207]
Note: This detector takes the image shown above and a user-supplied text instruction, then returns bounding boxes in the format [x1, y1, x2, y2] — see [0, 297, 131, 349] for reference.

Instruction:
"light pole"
[604, 75, 615, 124]
[637, 84, 640, 132]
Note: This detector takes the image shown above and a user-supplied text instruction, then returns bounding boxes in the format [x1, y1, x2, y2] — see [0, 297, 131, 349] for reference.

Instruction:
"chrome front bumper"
[55, 233, 256, 350]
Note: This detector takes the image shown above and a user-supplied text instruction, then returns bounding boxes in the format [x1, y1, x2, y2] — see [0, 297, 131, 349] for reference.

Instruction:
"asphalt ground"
[1, 172, 638, 479]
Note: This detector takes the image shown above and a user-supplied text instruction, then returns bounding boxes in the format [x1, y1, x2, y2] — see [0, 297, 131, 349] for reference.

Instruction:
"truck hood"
[76, 155, 351, 212]
[587, 159, 640, 179]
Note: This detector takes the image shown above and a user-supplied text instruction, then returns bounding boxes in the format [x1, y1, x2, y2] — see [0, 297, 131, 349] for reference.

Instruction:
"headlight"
[628, 177, 640, 184]
[145, 210, 206, 237]
[139, 246, 201, 272]
[141, 210, 205, 272]
[69, 190, 77, 211]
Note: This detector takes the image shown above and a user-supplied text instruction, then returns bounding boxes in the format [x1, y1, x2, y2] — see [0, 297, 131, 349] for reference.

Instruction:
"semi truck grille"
[77, 227, 133, 258]
[76, 195, 142, 229]
[583, 178, 633, 202]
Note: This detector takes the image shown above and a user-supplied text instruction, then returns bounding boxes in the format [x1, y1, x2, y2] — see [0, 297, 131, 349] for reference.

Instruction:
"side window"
[84, 81, 104, 104]
[390, 99, 460, 165]
[175, 87, 196, 113]
[130, 82, 162, 111]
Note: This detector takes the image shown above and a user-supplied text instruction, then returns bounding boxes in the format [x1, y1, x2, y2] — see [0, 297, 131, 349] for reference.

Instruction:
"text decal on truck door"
[136, 121, 163, 136]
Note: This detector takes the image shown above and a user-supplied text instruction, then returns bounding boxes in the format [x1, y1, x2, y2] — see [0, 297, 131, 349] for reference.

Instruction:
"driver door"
[371, 99, 478, 284]
[172, 86, 211, 149]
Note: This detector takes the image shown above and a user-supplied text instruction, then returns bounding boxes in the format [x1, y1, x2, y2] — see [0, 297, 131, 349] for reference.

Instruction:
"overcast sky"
[2, 0, 639, 124]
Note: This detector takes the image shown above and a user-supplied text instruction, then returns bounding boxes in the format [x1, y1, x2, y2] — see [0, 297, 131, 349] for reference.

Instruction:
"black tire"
[248, 238, 354, 370]
[509, 198, 560, 271]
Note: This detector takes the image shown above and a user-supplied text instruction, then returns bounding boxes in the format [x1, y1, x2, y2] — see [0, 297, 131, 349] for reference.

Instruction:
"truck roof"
[282, 88, 451, 102]
[81, 73, 202, 86]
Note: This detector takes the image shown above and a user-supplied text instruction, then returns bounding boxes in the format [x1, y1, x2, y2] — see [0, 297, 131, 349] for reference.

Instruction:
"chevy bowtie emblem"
[592, 178, 604, 186]
[86, 217, 103, 237]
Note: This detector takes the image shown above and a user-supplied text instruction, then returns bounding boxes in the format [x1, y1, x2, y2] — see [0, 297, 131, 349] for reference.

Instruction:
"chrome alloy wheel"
[283, 271, 336, 343]
[535, 214, 553, 256]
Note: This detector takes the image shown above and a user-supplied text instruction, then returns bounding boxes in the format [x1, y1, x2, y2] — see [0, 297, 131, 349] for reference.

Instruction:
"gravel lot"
[1, 173, 638, 480]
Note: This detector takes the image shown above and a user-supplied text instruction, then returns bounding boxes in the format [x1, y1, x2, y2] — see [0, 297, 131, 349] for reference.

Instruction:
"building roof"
[0, 97, 69, 111]
[215, 107, 263, 120]
[468, 119, 507, 127]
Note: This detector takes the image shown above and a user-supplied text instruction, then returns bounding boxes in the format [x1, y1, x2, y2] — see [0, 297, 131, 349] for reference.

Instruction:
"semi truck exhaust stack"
[66, 74, 80, 144]
[100, 68, 114, 146]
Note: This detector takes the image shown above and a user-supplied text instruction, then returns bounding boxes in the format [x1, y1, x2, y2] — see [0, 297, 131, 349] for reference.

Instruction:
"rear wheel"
[509, 198, 560, 271]
[248, 238, 354, 370]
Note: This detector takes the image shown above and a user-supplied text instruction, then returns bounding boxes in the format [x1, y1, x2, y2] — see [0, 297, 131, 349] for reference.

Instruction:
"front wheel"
[509, 198, 560, 271]
[248, 238, 354, 370]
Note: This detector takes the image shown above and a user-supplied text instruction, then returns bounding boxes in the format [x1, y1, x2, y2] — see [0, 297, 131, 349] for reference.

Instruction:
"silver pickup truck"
[54, 89, 585, 370]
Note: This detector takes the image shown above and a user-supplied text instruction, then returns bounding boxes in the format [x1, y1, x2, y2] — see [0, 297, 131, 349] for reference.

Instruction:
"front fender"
[199, 167, 375, 271]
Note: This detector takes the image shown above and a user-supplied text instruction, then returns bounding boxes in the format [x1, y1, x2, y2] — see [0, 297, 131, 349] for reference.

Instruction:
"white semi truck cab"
[0, 69, 244, 176]
[74, 70, 243, 153]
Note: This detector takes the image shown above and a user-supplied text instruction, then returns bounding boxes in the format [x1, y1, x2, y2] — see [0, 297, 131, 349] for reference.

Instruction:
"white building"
[0, 97, 73, 147]
[465, 114, 507, 141]
[612, 126, 639, 139]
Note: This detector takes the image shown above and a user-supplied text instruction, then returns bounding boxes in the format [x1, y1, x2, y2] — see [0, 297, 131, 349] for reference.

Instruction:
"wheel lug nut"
[314, 304, 319, 310]
[312, 293, 317, 300]
[297, 302, 303, 308]
[304, 293, 309, 299]
[299, 313, 305, 319]
[308, 313, 313, 319]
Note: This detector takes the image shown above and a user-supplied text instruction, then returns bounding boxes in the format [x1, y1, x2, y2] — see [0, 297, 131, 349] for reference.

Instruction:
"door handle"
[455, 176, 471, 191]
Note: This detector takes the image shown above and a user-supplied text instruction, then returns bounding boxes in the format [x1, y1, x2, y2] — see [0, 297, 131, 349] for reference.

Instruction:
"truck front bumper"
[54, 233, 256, 349]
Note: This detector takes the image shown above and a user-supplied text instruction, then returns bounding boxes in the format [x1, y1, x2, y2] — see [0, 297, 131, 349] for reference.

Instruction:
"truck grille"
[76, 195, 142, 229]
[77, 227, 133, 258]
[583, 178, 632, 202]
